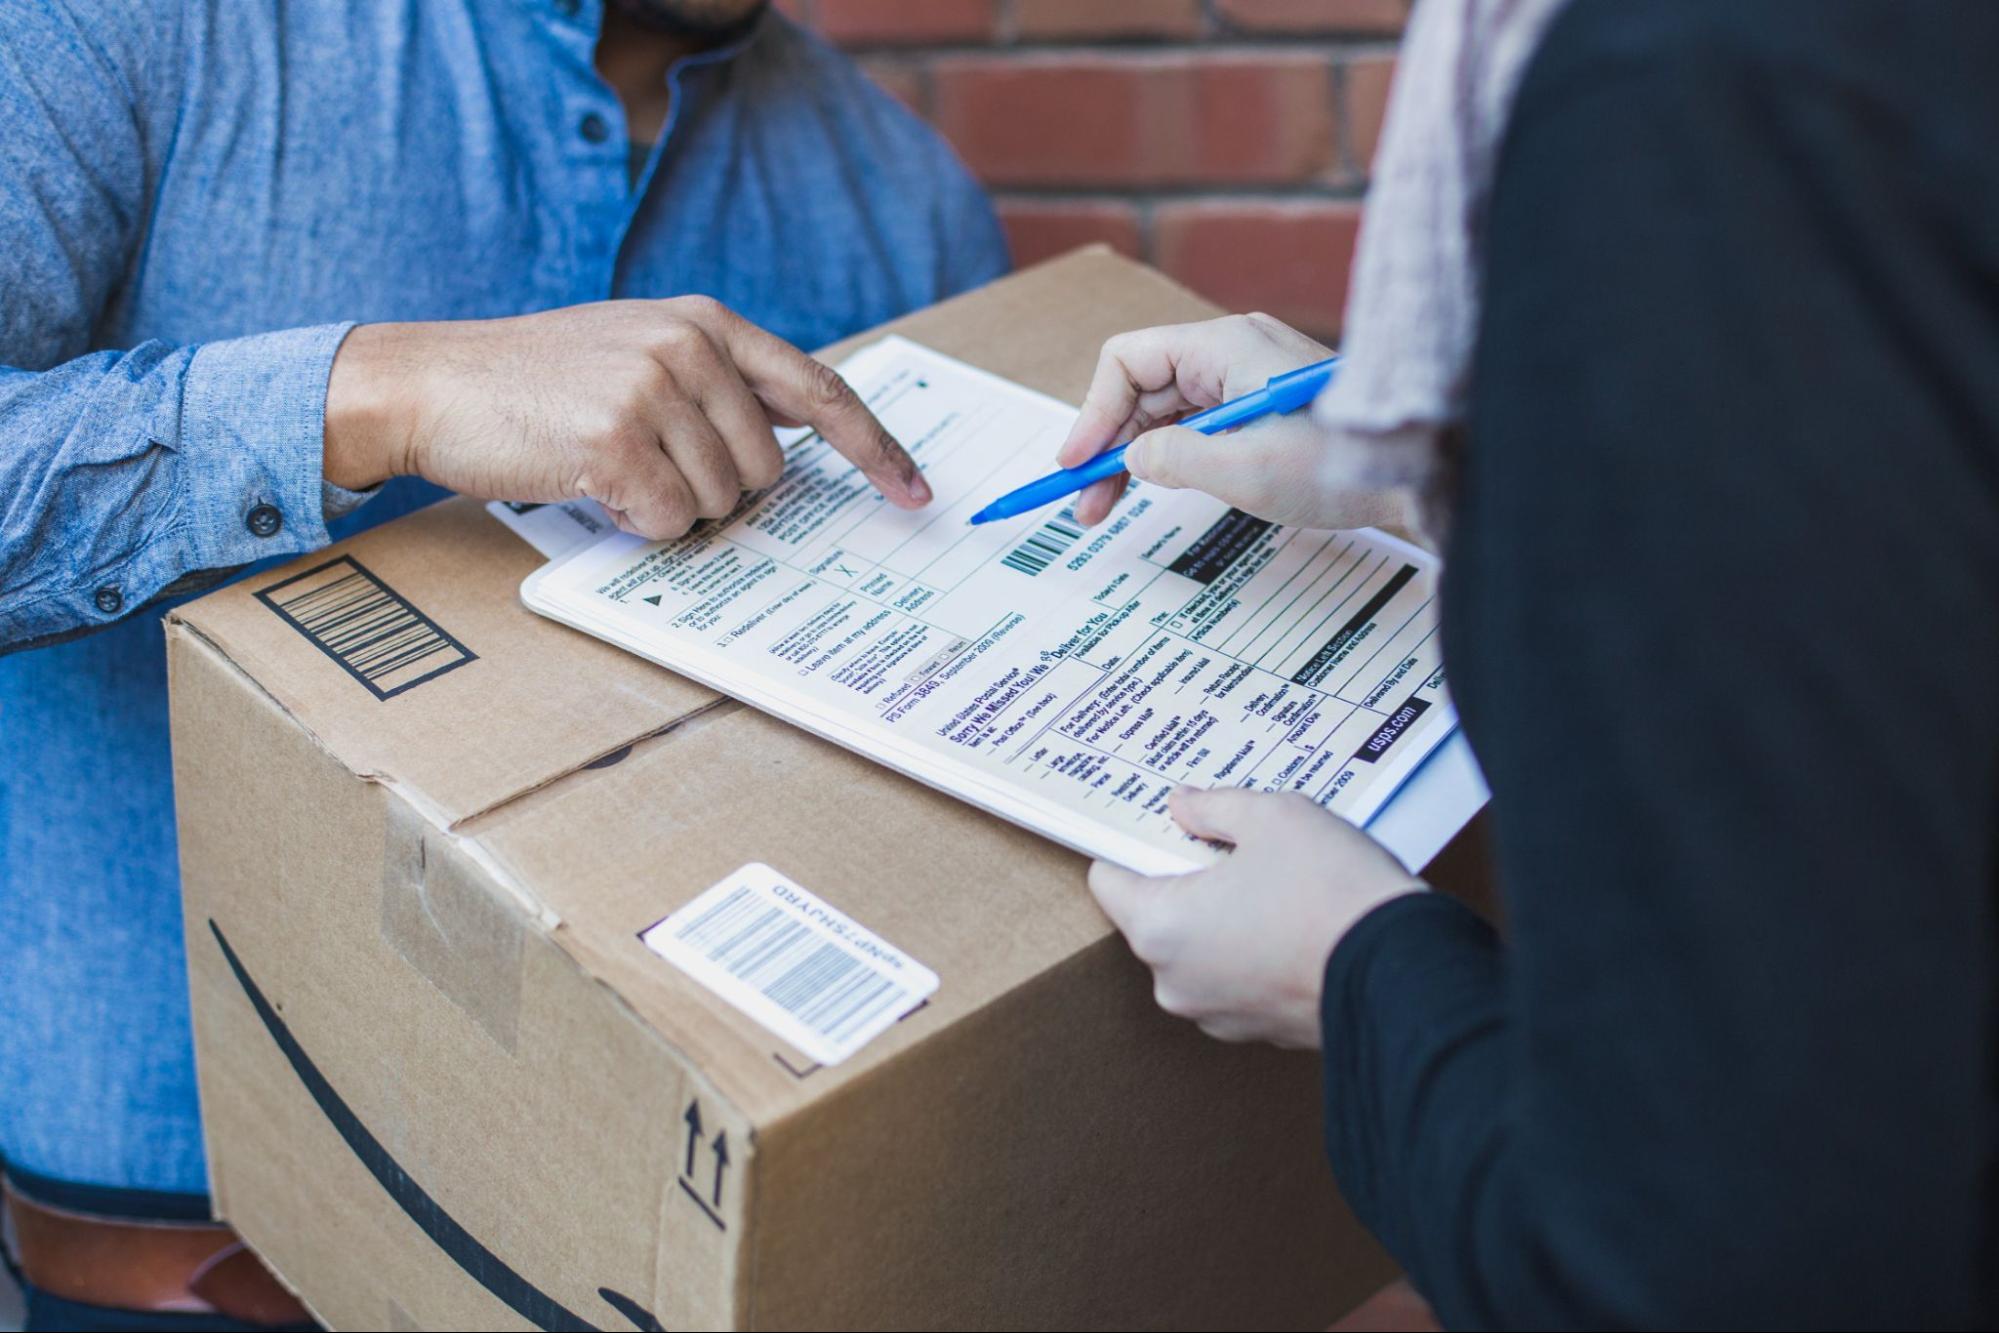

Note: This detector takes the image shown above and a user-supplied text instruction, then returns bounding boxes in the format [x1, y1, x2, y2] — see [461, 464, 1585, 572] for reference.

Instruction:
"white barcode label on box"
[639, 864, 938, 1066]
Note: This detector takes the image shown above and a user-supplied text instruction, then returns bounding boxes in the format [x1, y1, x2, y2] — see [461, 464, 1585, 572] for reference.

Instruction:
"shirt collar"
[539, 1, 770, 74]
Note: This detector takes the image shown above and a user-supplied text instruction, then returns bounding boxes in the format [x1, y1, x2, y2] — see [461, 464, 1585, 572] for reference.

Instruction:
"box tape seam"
[168, 615, 552, 916]
[168, 610, 734, 854]
[447, 696, 741, 837]
[381, 801, 534, 1056]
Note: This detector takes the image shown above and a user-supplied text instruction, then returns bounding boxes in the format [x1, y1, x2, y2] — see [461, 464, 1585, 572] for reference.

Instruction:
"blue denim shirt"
[0, 0, 1004, 1195]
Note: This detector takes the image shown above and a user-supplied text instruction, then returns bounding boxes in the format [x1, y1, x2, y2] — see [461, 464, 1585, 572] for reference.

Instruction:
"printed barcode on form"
[640, 864, 939, 1066]
[1001, 507, 1084, 576]
[255, 556, 475, 699]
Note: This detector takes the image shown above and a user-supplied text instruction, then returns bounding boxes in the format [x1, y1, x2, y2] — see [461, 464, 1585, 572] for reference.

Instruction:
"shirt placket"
[615, 34, 755, 294]
[540, 0, 636, 304]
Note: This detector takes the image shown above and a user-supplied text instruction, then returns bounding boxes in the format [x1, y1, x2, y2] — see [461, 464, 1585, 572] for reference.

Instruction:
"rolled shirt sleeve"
[178, 321, 362, 569]
[0, 3, 375, 652]
[0, 321, 358, 652]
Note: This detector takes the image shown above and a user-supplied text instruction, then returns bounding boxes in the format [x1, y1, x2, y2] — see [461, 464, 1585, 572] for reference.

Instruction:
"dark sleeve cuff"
[1320, 890, 1505, 1275]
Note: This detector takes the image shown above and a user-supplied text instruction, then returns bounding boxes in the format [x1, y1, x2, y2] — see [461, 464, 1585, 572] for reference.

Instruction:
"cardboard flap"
[469, 702, 1105, 1125]
[819, 245, 1223, 402]
[169, 497, 721, 827]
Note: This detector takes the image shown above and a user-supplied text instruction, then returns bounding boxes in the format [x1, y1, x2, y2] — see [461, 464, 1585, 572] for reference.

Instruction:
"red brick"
[812, 0, 996, 45]
[997, 198, 1144, 267]
[860, 57, 929, 117]
[1153, 200, 1362, 338]
[1216, 0, 1408, 33]
[1343, 54, 1395, 173]
[1012, 0, 1206, 40]
[932, 54, 1337, 188]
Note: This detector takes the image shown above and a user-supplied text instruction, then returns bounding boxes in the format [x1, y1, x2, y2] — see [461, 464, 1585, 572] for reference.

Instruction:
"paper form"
[523, 337, 1463, 876]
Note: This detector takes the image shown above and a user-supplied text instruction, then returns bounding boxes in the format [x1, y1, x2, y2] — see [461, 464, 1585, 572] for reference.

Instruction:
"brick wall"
[780, 0, 1406, 339]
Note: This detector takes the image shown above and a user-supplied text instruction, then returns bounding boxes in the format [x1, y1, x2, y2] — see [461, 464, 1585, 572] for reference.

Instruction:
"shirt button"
[94, 585, 124, 615]
[246, 503, 283, 538]
[579, 112, 610, 145]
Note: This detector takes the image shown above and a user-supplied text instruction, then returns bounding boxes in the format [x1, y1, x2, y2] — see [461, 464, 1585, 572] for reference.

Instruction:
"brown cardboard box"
[166, 248, 1400, 1331]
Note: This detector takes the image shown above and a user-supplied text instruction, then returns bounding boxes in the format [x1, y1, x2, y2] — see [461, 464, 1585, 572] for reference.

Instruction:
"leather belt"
[2, 1178, 312, 1326]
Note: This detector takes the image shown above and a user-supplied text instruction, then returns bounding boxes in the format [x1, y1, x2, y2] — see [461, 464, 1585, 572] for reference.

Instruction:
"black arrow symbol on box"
[682, 1099, 702, 1177]
[710, 1132, 730, 1207]
[643, 594, 661, 606]
[597, 1289, 664, 1332]
[210, 920, 603, 1329]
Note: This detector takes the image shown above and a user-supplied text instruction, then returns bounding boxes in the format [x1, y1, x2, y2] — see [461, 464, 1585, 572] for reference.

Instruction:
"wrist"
[323, 323, 421, 489]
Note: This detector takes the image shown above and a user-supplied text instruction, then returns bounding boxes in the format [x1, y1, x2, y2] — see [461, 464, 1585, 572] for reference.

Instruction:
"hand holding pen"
[1010, 314, 1345, 528]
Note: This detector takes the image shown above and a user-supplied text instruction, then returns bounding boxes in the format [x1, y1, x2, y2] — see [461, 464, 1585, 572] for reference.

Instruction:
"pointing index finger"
[714, 313, 932, 509]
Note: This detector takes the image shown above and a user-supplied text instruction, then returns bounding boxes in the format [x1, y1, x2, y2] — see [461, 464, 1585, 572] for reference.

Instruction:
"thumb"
[1167, 785, 1272, 845]
[1127, 415, 1333, 525]
[1123, 424, 1219, 491]
[1087, 860, 1159, 940]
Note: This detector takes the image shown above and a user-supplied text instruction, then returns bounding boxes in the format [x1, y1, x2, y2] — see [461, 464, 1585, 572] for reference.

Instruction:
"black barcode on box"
[674, 885, 908, 1045]
[1001, 507, 1084, 577]
[256, 556, 476, 700]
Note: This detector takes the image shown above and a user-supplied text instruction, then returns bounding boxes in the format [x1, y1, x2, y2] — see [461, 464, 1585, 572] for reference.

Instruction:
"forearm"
[0, 324, 365, 651]
[1320, 894, 1514, 1319]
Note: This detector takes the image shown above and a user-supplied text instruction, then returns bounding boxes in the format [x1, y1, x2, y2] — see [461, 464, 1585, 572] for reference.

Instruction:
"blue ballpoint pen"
[967, 355, 1342, 525]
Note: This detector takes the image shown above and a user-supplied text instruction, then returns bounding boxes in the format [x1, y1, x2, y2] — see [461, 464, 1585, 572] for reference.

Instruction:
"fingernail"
[908, 472, 933, 504]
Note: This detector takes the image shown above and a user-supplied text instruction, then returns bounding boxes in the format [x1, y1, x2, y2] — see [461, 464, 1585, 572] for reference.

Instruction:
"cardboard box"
[167, 249, 1404, 1331]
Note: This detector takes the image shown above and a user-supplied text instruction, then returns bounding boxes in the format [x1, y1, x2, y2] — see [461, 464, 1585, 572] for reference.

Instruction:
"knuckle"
[595, 413, 651, 457]
[677, 450, 730, 496]
[654, 318, 708, 360]
[696, 486, 738, 520]
[652, 494, 696, 537]
[742, 447, 784, 490]
[805, 358, 856, 413]
[622, 358, 675, 405]
[673, 293, 727, 323]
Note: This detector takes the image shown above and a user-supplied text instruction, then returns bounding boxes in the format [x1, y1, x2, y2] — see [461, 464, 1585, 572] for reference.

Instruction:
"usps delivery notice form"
[523, 338, 1457, 876]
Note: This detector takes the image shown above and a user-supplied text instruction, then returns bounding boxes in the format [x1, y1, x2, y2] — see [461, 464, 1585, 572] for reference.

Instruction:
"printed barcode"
[1001, 507, 1084, 576]
[255, 556, 476, 700]
[675, 886, 907, 1045]
[640, 863, 939, 1066]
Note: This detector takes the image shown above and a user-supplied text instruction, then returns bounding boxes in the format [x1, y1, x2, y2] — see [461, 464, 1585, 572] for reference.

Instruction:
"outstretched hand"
[1056, 313, 1404, 532]
[325, 296, 932, 539]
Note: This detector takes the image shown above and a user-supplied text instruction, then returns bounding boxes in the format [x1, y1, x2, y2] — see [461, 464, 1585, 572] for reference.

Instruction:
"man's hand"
[1088, 787, 1424, 1048]
[1056, 313, 1401, 532]
[323, 297, 932, 538]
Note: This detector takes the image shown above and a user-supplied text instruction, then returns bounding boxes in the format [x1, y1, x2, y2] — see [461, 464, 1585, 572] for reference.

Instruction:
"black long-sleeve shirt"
[1319, 3, 1999, 1326]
